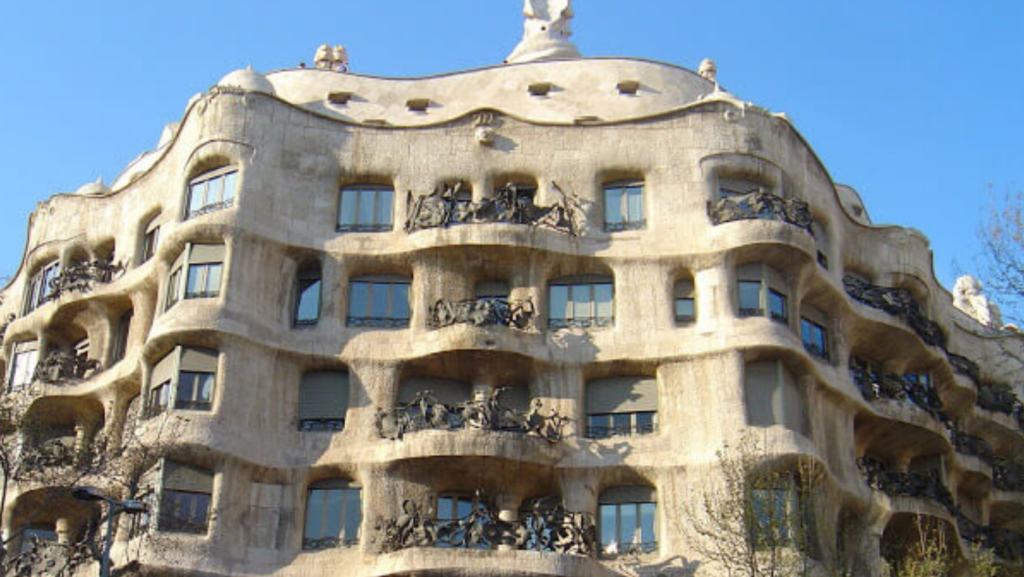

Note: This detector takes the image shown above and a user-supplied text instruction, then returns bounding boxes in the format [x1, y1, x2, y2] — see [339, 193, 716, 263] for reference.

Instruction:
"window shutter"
[586, 377, 658, 414]
[189, 244, 225, 265]
[248, 482, 284, 550]
[180, 347, 218, 373]
[801, 303, 827, 325]
[737, 263, 762, 281]
[163, 461, 213, 493]
[298, 371, 349, 420]
[151, 349, 178, 387]
[474, 281, 509, 298]
[599, 485, 656, 504]
[744, 361, 779, 427]
[674, 280, 695, 299]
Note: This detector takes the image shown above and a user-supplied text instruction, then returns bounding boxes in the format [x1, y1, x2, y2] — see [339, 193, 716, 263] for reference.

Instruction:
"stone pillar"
[497, 504, 519, 551]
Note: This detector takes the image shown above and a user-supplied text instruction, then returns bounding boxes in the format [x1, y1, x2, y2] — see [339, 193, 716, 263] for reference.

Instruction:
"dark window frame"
[337, 185, 394, 232]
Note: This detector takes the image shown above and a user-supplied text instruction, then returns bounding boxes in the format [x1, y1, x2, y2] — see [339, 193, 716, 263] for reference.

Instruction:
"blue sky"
[1, 0, 1021, 295]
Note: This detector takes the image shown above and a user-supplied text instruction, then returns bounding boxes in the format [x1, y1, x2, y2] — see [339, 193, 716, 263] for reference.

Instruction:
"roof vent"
[617, 80, 640, 95]
[327, 91, 352, 105]
[406, 98, 431, 112]
[528, 82, 553, 97]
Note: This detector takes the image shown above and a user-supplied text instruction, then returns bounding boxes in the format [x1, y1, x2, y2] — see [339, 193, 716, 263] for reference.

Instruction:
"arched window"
[7, 340, 39, 393]
[185, 166, 237, 220]
[674, 278, 696, 325]
[298, 371, 349, 431]
[743, 361, 808, 434]
[303, 480, 361, 549]
[585, 377, 658, 439]
[111, 309, 133, 363]
[598, 485, 657, 556]
[294, 264, 322, 327]
[140, 214, 161, 265]
[23, 261, 60, 314]
[799, 303, 830, 361]
[165, 243, 225, 310]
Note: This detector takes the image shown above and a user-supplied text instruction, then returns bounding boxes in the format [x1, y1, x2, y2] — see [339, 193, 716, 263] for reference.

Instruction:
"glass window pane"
[612, 413, 631, 435]
[344, 489, 361, 540]
[350, 283, 368, 318]
[739, 281, 762, 312]
[627, 187, 644, 223]
[619, 504, 638, 545]
[640, 503, 656, 543]
[390, 283, 410, 320]
[358, 189, 376, 224]
[437, 497, 454, 520]
[572, 285, 592, 322]
[675, 298, 695, 321]
[324, 489, 343, 538]
[769, 291, 787, 320]
[306, 490, 325, 538]
[177, 374, 195, 402]
[208, 176, 224, 204]
[297, 279, 321, 322]
[189, 183, 205, 214]
[605, 187, 624, 225]
[375, 189, 393, 226]
[599, 504, 616, 546]
[186, 265, 202, 295]
[800, 319, 813, 346]
[594, 284, 613, 323]
[456, 498, 473, 519]
[198, 374, 214, 402]
[588, 414, 611, 438]
[635, 411, 655, 434]
[370, 283, 389, 318]
[205, 264, 222, 294]
[339, 190, 358, 226]
[222, 172, 237, 202]
[549, 285, 568, 323]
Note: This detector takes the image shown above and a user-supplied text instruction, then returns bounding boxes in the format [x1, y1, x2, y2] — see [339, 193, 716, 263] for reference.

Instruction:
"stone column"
[55, 518, 71, 544]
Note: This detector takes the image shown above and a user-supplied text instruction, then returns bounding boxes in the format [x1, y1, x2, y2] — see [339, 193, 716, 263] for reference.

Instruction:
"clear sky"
[1, 0, 1021, 295]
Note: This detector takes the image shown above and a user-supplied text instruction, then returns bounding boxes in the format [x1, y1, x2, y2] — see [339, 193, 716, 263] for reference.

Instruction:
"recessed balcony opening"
[22, 396, 105, 470]
[7, 489, 98, 555]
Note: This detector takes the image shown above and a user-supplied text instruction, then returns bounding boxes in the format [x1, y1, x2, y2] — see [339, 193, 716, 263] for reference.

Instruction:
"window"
[304, 480, 362, 549]
[23, 261, 60, 314]
[548, 276, 613, 329]
[111, 310, 133, 363]
[744, 361, 809, 434]
[674, 279, 696, 324]
[298, 371, 349, 431]
[337, 185, 394, 232]
[736, 263, 788, 324]
[749, 486, 798, 548]
[141, 221, 160, 264]
[435, 492, 488, 549]
[294, 265, 322, 327]
[185, 167, 237, 220]
[800, 309, 829, 361]
[586, 377, 658, 439]
[604, 181, 645, 232]
[18, 527, 58, 553]
[146, 346, 218, 417]
[348, 276, 410, 328]
[159, 461, 213, 534]
[165, 243, 225, 310]
[598, 486, 657, 556]
[7, 341, 39, 393]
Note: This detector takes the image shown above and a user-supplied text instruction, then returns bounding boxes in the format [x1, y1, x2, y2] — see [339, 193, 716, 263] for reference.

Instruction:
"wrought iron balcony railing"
[299, 418, 346, 432]
[347, 316, 409, 328]
[429, 297, 535, 331]
[586, 423, 657, 439]
[842, 276, 946, 349]
[375, 388, 569, 443]
[994, 460, 1024, 493]
[404, 181, 581, 236]
[32, 349, 102, 385]
[949, 427, 995, 465]
[857, 457, 954, 511]
[706, 190, 814, 236]
[375, 493, 595, 556]
[302, 536, 359, 550]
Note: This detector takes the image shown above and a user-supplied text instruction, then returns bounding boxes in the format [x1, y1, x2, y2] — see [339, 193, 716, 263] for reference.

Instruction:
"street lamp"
[72, 486, 147, 577]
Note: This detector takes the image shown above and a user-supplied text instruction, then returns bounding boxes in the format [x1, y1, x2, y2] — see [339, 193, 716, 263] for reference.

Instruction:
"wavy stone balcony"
[976, 383, 1024, 433]
[994, 459, 1024, 493]
[842, 275, 946, 349]
[849, 359, 949, 427]
[706, 190, 814, 236]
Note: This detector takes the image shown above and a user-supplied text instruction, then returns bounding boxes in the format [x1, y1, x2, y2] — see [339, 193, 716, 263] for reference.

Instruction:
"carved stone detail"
[375, 388, 569, 443]
[429, 297, 535, 331]
[707, 189, 814, 236]
[405, 182, 580, 235]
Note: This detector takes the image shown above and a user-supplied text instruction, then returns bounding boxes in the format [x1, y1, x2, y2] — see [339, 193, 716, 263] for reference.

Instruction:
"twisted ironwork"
[429, 297, 535, 331]
[405, 181, 581, 235]
[707, 189, 814, 235]
[842, 275, 946, 349]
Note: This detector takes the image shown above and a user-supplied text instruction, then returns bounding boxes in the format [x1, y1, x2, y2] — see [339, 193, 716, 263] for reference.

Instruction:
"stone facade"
[1, 43, 1023, 577]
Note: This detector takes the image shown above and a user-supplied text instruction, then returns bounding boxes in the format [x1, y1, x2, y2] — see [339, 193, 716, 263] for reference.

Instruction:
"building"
[2, 3, 1023, 576]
